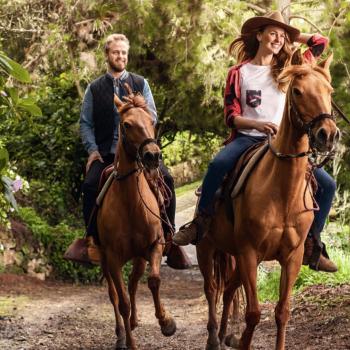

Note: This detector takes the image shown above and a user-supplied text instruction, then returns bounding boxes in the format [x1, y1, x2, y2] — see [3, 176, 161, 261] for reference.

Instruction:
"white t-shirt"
[239, 62, 286, 137]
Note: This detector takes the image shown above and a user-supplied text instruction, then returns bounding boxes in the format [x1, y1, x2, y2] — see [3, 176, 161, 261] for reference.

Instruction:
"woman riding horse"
[187, 12, 339, 350]
[174, 11, 337, 273]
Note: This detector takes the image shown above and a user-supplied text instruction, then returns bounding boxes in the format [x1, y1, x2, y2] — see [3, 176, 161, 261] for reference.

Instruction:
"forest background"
[0, 0, 349, 283]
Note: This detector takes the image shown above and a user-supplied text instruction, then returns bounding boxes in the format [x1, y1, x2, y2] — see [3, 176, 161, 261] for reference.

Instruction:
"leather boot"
[165, 244, 192, 270]
[315, 254, 338, 273]
[302, 237, 314, 265]
[173, 213, 211, 246]
[64, 236, 100, 265]
[86, 236, 101, 265]
[302, 237, 337, 273]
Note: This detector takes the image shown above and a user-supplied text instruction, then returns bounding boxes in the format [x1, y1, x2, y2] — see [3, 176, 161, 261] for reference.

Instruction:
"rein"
[117, 125, 174, 247]
[114, 167, 139, 181]
[268, 133, 312, 159]
[268, 90, 336, 167]
[135, 170, 175, 247]
[267, 89, 337, 212]
[332, 99, 350, 125]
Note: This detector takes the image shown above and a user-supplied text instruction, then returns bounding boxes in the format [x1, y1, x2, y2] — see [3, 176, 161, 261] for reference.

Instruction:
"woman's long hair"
[229, 26, 293, 91]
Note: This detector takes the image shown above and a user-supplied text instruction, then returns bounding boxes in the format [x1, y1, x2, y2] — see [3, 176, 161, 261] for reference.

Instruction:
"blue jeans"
[310, 168, 336, 242]
[198, 133, 265, 214]
[198, 133, 336, 238]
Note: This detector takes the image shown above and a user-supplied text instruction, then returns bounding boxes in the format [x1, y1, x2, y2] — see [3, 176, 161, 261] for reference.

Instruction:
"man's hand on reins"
[86, 150, 104, 174]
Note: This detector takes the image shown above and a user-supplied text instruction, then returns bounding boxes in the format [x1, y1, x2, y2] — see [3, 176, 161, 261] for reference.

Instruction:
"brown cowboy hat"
[241, 11, 300, 42]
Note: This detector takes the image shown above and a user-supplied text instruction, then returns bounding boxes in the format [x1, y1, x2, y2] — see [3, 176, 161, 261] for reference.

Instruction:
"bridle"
[268, 87, 336, 168]
[267, 87, 338, 211]
[117, 121, 174, 247]
[120, 121, 160, 168]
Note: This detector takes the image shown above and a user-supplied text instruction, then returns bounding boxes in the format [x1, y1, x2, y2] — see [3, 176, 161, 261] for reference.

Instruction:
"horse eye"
[123, 122, 131, 129]
[293, 88, 302, 96]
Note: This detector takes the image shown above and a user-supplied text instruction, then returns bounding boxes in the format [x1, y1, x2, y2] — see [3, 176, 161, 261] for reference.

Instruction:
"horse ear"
[291, 49, 304, 65]
[318, 52, 333, 81]
[123, 83, 134, 97]
[114, 94, 124, 110]
[277, 66, 295, 92]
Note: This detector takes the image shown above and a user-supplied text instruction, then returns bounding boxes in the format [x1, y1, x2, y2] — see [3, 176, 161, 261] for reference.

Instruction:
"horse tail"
[213, 250, 235, 306]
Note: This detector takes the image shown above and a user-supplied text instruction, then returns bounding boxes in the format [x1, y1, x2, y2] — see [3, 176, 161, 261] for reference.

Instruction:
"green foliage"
[294, 248, 350, 289]
[162, 131, 221, 165]
[4, 75, 85, 224]
[162, 131, 222, 176]
[258, 225, 350, 302]
[0, 49, 41, 227]
[17, 207, 101, 283]
[0, 51, 30, 83]
[0, 0, 349, 285]
[257, 266, 281, 302]
[0, 147, 8, 172]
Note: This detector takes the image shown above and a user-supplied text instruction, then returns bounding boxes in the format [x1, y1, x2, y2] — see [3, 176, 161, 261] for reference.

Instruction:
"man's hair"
[104, 34, 130, 54]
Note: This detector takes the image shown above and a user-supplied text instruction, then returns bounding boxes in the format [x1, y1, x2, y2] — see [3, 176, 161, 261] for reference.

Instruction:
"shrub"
[17, 207, 100, 283]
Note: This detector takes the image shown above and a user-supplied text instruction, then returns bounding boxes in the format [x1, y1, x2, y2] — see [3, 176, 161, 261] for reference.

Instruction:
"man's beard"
[108, 60, 125, 73]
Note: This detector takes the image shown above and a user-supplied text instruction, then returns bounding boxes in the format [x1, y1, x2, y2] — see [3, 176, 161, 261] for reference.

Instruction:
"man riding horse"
[67, 33, 191, 270]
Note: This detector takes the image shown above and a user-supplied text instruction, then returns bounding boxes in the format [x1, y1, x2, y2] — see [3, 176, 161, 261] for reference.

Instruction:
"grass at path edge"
[175, 180, 202, 197]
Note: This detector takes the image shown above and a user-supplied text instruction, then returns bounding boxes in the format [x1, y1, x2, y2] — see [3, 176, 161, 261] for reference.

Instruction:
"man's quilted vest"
[90, 72, 145, 156]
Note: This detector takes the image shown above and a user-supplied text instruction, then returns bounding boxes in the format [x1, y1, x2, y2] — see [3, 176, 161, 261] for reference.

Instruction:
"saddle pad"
[230, 141, 269, 198]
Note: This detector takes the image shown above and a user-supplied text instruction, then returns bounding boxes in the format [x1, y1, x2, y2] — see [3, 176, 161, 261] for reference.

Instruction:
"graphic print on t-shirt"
[246, 90, 261, 108]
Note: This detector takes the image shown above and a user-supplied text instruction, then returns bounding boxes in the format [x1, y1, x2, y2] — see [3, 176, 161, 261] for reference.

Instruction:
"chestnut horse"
[197, 55, 340, 350]
[97, 90, 176, 350]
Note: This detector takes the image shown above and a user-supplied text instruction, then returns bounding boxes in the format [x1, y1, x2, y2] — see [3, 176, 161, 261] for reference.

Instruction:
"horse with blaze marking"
[197, 54, 340, 350]
[97, 88, 176, 350]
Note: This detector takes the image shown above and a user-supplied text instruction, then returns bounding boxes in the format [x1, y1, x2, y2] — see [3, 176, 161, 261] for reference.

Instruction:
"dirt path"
[1, 191, 349, 349]
[0, 270, 349, 350]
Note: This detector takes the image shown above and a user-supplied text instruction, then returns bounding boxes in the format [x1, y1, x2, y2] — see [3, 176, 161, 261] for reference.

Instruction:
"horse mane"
[119, 94, 150, 116]
[277, 63, 332, 93]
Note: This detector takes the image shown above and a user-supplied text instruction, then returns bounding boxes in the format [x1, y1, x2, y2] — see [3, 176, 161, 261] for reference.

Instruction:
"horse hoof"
[225, 333, 240, 348]
[115, 339, 127, 349]
[130, 320, 138, 331]
[160, 317, 177, 337]
[205, 342, 220, 350]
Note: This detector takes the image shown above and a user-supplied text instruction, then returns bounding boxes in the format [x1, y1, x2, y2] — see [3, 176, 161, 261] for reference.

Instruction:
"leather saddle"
[195, 141, 269, 223]
[223, 141, 268, 222]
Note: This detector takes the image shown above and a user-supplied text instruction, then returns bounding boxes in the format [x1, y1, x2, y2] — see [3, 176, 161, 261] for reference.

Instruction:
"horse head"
[278, 54, 340, 153]
[114, 85, 161, 170]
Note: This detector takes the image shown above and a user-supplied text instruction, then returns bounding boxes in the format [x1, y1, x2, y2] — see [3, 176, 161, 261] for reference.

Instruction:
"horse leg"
[107, 255, 137, 350]
[219, 275, 241, 349]
[128, 258, 147, 330]
[101, 257, 126, 349]
[148, 243, 176, 337]
[237, 253, 260, 350]
[275, 250, 303, 350]
[225, 289, 242, 348]
[197, 241, 220, 350]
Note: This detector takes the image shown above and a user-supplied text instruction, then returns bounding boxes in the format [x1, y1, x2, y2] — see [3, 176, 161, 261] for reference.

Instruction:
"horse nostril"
[316, 127, 328, 144]
[143, 151, 161, 168]
[154, 152, 161, 162]
[143, 151, 154, 163]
